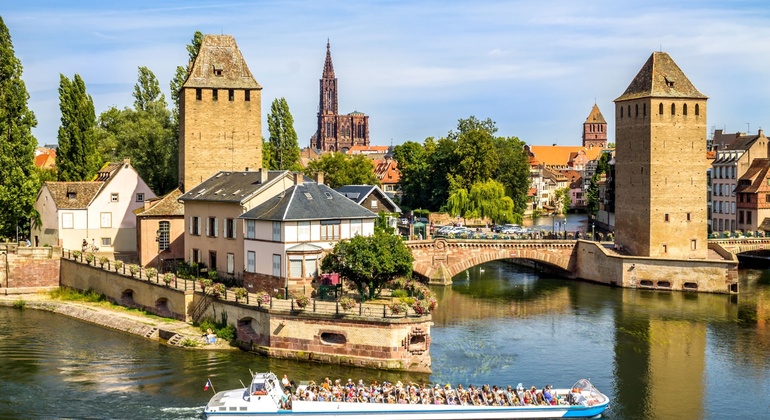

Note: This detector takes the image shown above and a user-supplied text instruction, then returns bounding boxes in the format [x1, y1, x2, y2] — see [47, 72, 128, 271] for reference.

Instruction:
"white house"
[239, 177, 377, 295]
[33, 159, 156, 257]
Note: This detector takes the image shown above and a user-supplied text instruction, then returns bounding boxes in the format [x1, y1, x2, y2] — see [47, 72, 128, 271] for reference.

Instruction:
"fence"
[62, 249, 429, 321]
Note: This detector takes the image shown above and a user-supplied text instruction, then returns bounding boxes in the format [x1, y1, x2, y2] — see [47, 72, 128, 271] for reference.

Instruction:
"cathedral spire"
[323, 39, 335, 78]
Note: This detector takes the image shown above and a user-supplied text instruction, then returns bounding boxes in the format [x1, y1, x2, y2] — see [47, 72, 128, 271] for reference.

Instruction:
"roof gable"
[44, 181, 104, 209]
[616, 52, 707, 102]
[241, 182, 377, 221]
[335, 184, 401, 213]
[183, 34, 261, 90]
[585, 104, 606, 124]
[135, 188, 184, 217]
[179, 170, 291, 204]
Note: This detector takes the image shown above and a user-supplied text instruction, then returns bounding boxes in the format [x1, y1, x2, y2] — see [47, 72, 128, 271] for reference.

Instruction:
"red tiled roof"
[373, 159, 399, 184]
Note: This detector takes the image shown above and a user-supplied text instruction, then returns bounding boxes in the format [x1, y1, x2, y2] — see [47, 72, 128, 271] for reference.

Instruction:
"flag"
[204, 379, 212, 391]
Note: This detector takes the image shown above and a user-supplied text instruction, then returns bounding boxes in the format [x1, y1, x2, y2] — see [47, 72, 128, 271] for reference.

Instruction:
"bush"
[339, 297, 356, 311]
[198, 314, 236, 343]
[392, 289, 408, 298]
[412, 299, 429, 315]
[180, 337, 201, 347]
[49, 287, 106, 302]
[12, 299, 26, 309]
[389, 301, 408, 314]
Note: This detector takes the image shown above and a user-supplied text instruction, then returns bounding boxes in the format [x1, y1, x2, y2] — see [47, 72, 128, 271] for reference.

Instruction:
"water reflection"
[2, 261, 770, 418]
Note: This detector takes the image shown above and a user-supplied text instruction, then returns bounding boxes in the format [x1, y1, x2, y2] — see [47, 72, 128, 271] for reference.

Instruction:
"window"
[643, 103, 646, 116]
[100, 212, 112, 228]
[695, 104, 700, 116]
[691, 239, 697, 250]
[212, 89, 218, 101]
[195, 88, 202, 101]
[659, 103, 664, 115]
[272, 254, 281, 277]
[766, 194, 770, 203]
[731, 202, 736, 215]
[136, 193, 144, 202]
[62, 213, 74, 229]
[350, 219, 362, 237]
[192, 248, 200, 264]
[304, 256, 318, 279]
[683, 103, 688, 116]
[664, 213, 670, 222]
[190, 216, 201, 235]
[620, 106, 624, 118]
[158, 221, 170, 251]
[272, 221, 281, 242]
[209, 251, 217, 270]
[686, 213, 691, 222]
[289, 256, 302, 278]
[207, 217, 218, 237]
[226, 253, 234, 275]
[371, 200, 378, 209]
[228, 89, 234, 101]
[298, 221, 310, 241]
[247, 251, 256, 272]
[224, 218, 235, 239]
[671, 103, 676, 115]
[246, 220, 256, 239]
[662, 244, 667, 254]
[66, 191, 77, 200]
[101, 237, 112, 247]
[245, 90, 251, 101]
[320, 220, 341, 240]
[635, 104, 638, 117]
[747, 211, 753, 225]
[739, 211, 744, 224]
[111, 193, 119, 203]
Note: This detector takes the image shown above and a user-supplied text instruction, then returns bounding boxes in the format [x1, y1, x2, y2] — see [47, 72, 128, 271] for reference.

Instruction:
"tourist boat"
[203, 372, 610, 419]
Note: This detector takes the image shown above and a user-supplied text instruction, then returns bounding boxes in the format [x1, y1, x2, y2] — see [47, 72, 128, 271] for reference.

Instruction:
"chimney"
[315, 172, 324, 185]
[259, 168, 268, 183]
[294, 172, 303, 186]
[244, 166, 250, 171]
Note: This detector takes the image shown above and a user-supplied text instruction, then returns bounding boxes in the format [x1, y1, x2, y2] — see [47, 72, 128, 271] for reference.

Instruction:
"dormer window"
[213, 64, 224, 77]
[67, 192, 77, 200]
[665, 76, 676, 88]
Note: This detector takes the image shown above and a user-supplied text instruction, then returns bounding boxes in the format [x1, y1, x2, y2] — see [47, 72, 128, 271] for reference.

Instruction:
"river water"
[2, 262, 770, 419]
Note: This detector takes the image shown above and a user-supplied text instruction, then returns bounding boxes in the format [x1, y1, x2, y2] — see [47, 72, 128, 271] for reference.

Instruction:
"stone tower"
[583, 104, 607, 148]
[312, 41, 370, 152]
[614, 52, 708, 259]
[178, 34, 262, 192]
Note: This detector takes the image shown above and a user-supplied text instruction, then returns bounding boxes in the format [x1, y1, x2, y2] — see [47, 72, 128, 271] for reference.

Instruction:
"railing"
[61, 249, 429, 321]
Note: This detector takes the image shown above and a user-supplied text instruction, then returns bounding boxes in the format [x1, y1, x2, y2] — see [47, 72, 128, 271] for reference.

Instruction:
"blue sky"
[5, 0, 770, 147]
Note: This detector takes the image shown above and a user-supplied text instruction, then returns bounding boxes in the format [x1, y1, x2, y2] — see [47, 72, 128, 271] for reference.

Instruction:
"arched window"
[659, 103, 664, 115]
[695, 104, 700, 116]
[635, 104, 639, 117]
[620, 106, 624, 118]
[628, 105, 631, 117]
[671, 103, 676, 115]
[683, 103, 688, 116]
[643, 103, 647, 116]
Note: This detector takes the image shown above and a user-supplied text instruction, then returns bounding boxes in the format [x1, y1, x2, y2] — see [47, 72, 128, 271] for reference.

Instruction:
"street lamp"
[155, 229, 161, 269]
[591, 222, 596, 241]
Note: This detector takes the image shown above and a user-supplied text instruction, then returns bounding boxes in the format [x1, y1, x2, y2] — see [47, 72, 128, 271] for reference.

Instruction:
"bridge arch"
[408, 239, 576, 285]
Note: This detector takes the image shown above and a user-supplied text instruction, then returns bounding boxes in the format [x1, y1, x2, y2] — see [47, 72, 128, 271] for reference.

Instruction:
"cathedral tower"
[614, 52, 708, 259]
[583, 104, 607, 148]
[178, 34, 262, 192]
[312, 41, 369, 152]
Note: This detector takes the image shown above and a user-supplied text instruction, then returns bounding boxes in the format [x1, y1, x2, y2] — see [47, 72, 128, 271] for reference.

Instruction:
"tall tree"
[586, 152, 611, 216]
[493, 136, 530, 214]
[304, 152, 378, 188]
[56, 74, 99, 181]
[264, 97, 301, 170]
[169, 30, 203, 123]
[0, 17, 38, 239]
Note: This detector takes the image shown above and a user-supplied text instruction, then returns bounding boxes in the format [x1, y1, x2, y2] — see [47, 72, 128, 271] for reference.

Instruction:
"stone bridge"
[407, 238, 577, 285]
[710, 238, 770, 255]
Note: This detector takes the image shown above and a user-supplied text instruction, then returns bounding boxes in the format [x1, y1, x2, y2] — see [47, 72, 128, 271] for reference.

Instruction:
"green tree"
[0, 17, 38, 239]
[586, 152, 611, 216]
[455, 128, 497, 190]
[321, 229, 413, 301]
[56, 74, 99, 181]
[392, 140, 430, 209]
[169, 30, 203, 123]
[96, 67, 177, 195]
[554, 187, 571, 214]
[264, 97, 301, 170]
[304, 153, 378, 188]
[493, 136, 530, 214]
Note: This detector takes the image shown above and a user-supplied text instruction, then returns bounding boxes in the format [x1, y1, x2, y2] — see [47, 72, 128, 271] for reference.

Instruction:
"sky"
[5, 0, 770, 148]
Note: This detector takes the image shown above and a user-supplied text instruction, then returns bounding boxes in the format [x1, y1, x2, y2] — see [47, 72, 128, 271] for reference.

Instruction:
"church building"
[311, 41, 370, 152]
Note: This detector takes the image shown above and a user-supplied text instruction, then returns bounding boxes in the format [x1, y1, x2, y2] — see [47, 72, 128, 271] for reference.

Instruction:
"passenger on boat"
[281, 389, 291, 409]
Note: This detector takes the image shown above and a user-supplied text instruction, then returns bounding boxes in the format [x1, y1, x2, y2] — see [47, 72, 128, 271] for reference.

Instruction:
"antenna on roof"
[747, 123, 751, 133]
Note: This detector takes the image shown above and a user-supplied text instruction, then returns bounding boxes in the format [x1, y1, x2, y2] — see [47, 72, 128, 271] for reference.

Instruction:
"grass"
[12, 299, 26, 309]
[47, 287, 175, 324]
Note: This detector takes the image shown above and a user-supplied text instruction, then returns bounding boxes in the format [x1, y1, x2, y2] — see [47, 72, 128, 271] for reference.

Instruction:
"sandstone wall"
[0, 246, 61, 292]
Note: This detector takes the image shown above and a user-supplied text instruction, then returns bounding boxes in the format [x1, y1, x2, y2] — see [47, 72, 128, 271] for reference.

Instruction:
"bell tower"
[583, 104, 607, 148]
[614, 52, 708, 259]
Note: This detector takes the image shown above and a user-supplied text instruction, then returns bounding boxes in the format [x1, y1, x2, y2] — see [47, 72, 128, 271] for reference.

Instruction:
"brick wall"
[0, 246, 61, 291]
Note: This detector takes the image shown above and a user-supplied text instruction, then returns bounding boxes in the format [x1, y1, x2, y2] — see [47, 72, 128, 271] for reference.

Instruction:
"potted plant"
[128, 264, 139, 277]
[389, 301, 408, 315]
[163, 273, 175, 286]
[73, 250, 82, 260]
[339, 297, 356, 312]
[234, 287, 248, 302]
[84, 252, 95, 265]
[256, 291, 271, 306]
[99, 256, 109, 268]
[200, 278, 213, 292]
[294, 294, 310, 309]
[114, 260, 123, 272]
[211, 282, 226, 297]
[412, 299, 429, 315]
[146, 268, 158, 279]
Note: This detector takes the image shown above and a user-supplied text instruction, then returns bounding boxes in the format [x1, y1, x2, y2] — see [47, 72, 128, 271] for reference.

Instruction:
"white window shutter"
[215, 218, 219, 237]
[206, 219, 210, 236]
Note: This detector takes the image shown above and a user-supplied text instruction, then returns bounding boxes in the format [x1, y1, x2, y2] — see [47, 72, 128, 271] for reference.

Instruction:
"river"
[1, 262, 769, 419]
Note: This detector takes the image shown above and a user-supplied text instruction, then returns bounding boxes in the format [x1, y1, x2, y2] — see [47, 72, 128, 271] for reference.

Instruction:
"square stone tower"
[614, 52, 708, 259]
[178, 34, 262, 192]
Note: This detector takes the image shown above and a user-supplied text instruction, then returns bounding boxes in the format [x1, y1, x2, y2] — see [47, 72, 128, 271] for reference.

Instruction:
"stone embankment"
[0, 293, 232, 350]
